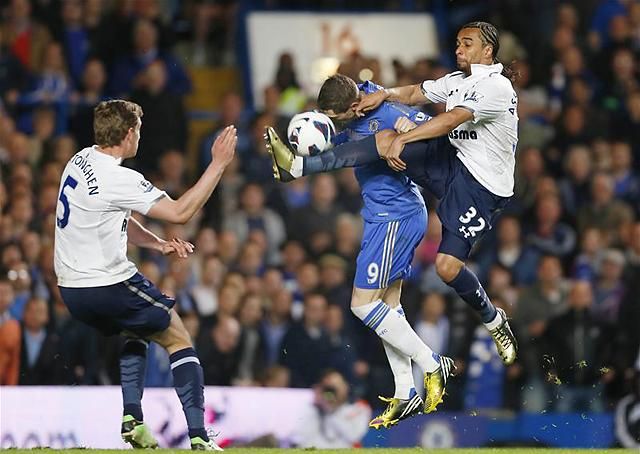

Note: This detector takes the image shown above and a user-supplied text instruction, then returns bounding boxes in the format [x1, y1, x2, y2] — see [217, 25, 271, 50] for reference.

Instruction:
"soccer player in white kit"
[265, 22, 518, 411]
[54, 100, 236, 450]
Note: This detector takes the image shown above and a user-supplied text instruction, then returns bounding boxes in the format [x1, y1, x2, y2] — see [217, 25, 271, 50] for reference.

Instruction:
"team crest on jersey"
[463, 90, 484, 103]
[138, 179, 154, 193]
[368, 119, 379, 133]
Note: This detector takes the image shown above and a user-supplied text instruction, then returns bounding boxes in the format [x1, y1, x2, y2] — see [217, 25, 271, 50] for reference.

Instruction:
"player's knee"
[375, 129, 397, 152]
[435, 254, 462, 283]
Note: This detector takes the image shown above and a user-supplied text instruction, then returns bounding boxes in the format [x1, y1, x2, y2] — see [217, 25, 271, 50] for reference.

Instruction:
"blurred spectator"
[261, 287, 292, 367]
[513, 147, 545, 215]
[14, 41, 71, 134]
[543, 280, 614, 412]
[110, 19, 190, 97]
[198, 315, 241, 386]
[191, 255, 224, 318]
[199, 91, 251, 170]
[292, 369, 371, 449]
[279, 293, 330, 388]
[610, 141, 639, 206]
[18, 297, 60, 385]
[52, 294, 99, 385]
[528, 194, 576, 259]
[130, 60, 187, 174]
[242, 111, 280, 185]
[514, 255, 569, 411]
[67, 58, 107, 148]
[0, 0, 52, 72]
[476, 215, 539, 285]
[57, 0, 91, 88]
[325, 303, 358, 383]
[613, 91, 640, 160]
[593, 248, 626, 324]
[573, 228, 604, 281]
[224, 183, 285, 264]
[236, 293, 267, 384]
[577, 172, 635, 241]
[318, 254, 350, 309]
[559, 145, 592, 220]
[0, 25, 28, 106]
[0, 277, 20, 385]
[288, 175, 342, 255]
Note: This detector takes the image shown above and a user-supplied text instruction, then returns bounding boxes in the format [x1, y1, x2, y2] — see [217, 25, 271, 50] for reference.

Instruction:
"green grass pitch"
[4, 449, 637, 453]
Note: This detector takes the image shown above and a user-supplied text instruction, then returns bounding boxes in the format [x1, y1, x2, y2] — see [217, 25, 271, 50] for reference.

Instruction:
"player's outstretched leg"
[264, 126, 381, 181]
[436, 253, 517, 365]
[150, 311, 223, 451]
[119, 338, 159, 449]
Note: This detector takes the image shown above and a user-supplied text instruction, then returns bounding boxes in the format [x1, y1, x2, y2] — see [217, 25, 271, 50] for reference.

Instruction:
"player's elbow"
[173, 209, 192, 225]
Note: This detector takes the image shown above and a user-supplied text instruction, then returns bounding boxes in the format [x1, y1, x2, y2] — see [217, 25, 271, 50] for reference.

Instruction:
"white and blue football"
[287, 111, 336, 157]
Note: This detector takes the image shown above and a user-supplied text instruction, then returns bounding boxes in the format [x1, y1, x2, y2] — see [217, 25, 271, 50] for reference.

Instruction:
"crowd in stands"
[0, 0, 639, 415]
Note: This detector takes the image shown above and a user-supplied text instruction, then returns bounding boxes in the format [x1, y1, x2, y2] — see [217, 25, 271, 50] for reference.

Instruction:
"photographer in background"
[293, 369, 371, 449]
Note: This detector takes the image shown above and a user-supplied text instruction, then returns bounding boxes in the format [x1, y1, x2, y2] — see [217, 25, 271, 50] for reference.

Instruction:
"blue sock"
[120, 339, 148, 421]
[303, 135, 379, 175]
[447, 267, 497, 323]
[170, 347, 208, 441]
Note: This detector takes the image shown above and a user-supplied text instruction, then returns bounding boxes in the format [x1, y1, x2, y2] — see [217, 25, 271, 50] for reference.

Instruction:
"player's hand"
[211, 125, 237, 168]
[381, 137, 407, 172]
[160, 238, 194, 258]
[354, 90, 387, 117]
[394, 116, 417, 133]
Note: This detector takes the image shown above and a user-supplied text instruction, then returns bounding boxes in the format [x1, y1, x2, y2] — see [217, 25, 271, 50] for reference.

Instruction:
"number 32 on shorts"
[458, 206, 486, 239]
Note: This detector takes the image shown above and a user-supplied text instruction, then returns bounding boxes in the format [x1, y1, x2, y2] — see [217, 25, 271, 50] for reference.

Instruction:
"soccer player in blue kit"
[312, 74, 455, 428]
[265, 22, 518, 414]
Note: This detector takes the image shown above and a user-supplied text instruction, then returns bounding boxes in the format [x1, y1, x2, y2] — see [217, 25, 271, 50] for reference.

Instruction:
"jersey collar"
[91, 145, 123, 165]
[470, 62, 503, 76]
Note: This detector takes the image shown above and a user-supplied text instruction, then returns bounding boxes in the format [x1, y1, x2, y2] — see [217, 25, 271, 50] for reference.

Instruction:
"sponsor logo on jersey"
[138, 179, 154, 193]
[449, 129, 478, 140]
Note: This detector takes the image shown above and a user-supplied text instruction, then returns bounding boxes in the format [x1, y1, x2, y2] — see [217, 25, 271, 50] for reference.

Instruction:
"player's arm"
[127, 217, 194, 258]
[147, 126, 237, 224]
[383, 108, 473, 171]
[355, 84, 427, 116]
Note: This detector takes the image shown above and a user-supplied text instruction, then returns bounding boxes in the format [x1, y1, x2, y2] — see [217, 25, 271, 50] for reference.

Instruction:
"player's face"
[323, 107, 356, 125]
[455, 28, 493, 74]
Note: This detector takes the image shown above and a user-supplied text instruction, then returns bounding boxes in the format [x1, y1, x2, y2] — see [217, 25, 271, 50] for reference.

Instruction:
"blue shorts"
[59, 273, 175, 337]
[354, 208, 427, 289]
[401, 137, 510, 260]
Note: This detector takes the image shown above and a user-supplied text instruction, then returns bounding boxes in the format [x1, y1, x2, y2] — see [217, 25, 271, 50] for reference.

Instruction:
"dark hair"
[317, 74, 359, 114]
[93, 100, 142, 147]
[460, 21, 519, 83]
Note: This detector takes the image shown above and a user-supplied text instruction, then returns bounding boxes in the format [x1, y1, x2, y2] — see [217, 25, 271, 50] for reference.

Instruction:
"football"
[287, 111, 336, 156]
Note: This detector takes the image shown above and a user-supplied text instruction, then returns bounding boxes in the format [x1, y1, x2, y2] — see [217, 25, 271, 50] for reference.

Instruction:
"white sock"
[352, 300, 439, 373]
[383, 305, 415, 399]
[484, 308, 504, 330]
[291, 155, 303, 178]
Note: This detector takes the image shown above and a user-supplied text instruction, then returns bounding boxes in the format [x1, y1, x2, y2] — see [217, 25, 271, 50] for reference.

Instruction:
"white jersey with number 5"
[54, 146, 166, 288]
[421, 62, 518, 197]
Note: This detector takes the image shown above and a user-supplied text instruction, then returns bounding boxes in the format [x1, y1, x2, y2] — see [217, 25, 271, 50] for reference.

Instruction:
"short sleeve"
[455, 78, 511, 124]
[106, 167, 166, 214]
[421, 73, 456, 103]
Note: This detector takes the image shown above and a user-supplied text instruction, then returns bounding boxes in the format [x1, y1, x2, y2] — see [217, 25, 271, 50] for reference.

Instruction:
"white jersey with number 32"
[421, 62, 518, 197]
[54, 146, 166, 288]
